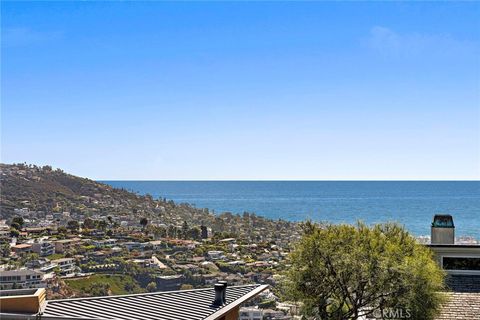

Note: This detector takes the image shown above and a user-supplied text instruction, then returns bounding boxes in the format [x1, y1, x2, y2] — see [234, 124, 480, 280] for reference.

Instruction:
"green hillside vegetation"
[65, 274, 144, 296]
[1, 163, 300, 242]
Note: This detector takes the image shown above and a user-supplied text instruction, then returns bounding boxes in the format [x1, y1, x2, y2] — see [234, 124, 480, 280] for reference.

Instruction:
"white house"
[207, 250, 225, 260]
[51, 258, 76, 276]
[0, 270, 45, 289]
[239, 307, 263, 320]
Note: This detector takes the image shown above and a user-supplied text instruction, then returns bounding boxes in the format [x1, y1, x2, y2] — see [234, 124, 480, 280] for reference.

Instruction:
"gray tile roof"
[0, 269, 42, 277]
[435, 275, 480, 319]
[435, 292, 480, 320]
[40, 284, 267, 320]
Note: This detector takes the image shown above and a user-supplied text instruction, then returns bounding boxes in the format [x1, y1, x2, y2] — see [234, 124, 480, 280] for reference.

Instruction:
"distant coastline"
[102, 180, 480, 239]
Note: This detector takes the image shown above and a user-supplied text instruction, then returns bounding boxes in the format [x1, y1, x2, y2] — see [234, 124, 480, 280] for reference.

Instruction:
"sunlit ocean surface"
[102, 181, 480, 238]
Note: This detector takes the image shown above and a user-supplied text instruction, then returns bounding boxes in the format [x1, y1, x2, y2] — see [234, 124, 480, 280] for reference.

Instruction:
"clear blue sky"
[2, 2, 479, 180]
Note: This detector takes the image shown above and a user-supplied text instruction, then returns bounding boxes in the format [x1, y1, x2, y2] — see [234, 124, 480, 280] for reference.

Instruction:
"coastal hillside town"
[0, 163, 301, 319]
[1, 163, 479, 320]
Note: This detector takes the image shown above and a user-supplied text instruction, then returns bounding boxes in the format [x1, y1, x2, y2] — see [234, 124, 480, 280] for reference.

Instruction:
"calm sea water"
[102, 181, 480, 238]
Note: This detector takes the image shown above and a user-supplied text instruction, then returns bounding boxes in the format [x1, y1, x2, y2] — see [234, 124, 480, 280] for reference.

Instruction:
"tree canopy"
[140, 217, 148, 229]
[67, 220, 80, 231]
[283, 221, 445, 320]
[12, 217, 24, 228]
[146, 281, 157, 292]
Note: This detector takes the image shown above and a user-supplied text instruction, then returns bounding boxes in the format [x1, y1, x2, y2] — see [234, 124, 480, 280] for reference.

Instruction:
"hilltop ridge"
[0, 163, 300, 242]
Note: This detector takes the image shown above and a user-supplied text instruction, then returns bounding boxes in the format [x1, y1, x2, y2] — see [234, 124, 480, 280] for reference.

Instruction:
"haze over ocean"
[102, 181, 480, 239]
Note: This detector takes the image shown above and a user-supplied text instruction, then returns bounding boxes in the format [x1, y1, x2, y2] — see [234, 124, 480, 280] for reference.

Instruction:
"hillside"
[1, 164, 136, 213]
[0, 163, 300, 242]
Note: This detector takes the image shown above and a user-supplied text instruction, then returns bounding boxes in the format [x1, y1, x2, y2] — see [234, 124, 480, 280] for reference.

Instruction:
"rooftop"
[445, 275, 480, 293]
[435, 275, 480, 320]
[1, 284, 268, 320]
[12, 244, 32, 249]
[51, 258, 75, 263]
[427, 244, 480, 248]
[0, 269, 42, 276]
[435, 292, 480, 320]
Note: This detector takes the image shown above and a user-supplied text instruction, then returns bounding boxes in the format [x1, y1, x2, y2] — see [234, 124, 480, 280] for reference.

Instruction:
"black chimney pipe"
[213, 284, 224, 306]
[218, 281, 227, 303]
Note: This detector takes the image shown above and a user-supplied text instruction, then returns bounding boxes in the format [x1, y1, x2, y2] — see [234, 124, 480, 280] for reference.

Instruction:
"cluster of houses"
[2, 200, 479, 320]
[0, 210, 291, 300]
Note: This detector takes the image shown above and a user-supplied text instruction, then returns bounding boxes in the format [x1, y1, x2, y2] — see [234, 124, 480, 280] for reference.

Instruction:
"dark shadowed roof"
[445, 275, 480, 293]
[39, 284, 267, 320]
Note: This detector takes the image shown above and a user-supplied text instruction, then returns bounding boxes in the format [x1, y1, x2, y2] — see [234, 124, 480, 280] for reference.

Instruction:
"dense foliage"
[284, 221, 445, 320]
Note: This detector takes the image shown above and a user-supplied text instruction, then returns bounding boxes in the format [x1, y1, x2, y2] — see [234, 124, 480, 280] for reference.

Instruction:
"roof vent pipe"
[213, 284, 224, 306]
[218, 281, 228, 303]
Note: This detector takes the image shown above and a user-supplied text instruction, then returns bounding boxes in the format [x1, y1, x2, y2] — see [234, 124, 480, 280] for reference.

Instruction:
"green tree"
[97, 220, 108, 231]
[53, 266, 62, 276]
[57, 226, 68, 235]
[124, 281, 135, 293]
[12, 217, 24, 228]
[67, 220, 80, 232]
[167, 225, 177, 238]
[83, 218, 95, 229]
[181, 221, 189, 239]
[258, 299, 276, 309]
[22, 252, 39, 263]
[146, 281, 157, 292]
[284, 221, 445, 320]
[0, 243, 11, 257]
[10, 228, 20, 238]
[188, 226, 201, 240]
[154, 226, 167, 239]
[87, 283, 110, 296]
[180, 284, 193, 290]
[10, 222, 20, 231]
[140, 217, 148, 230]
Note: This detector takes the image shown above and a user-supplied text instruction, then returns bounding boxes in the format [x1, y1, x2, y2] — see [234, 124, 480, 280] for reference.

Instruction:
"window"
[443, 257, 480, 270]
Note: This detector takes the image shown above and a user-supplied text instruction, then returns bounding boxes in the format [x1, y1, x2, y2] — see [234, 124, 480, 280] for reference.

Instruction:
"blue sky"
[2, 2, 479, 180]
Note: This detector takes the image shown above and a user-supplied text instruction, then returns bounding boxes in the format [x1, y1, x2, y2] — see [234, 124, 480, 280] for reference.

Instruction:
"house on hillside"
[11, 244, 33, 255]
[0, 270, 45, 290]
[51, 258, 76, 276]
[31, 241, 55, 257]
[53, 238, 81, 254]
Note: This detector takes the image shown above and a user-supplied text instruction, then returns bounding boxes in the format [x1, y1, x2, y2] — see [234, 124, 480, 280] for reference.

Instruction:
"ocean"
[102, 181, 480, 238]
